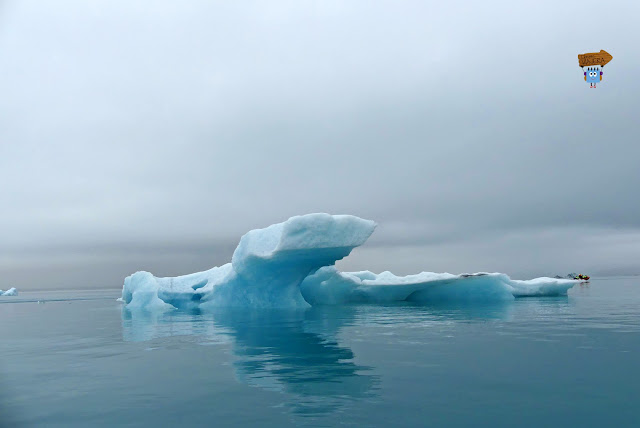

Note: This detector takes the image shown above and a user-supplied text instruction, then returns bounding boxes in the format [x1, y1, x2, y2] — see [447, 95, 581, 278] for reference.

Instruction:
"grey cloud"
[1, 0, 638, 289]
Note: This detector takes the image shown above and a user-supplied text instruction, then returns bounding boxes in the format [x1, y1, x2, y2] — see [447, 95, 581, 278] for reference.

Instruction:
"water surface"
[1, 277, 639, 427]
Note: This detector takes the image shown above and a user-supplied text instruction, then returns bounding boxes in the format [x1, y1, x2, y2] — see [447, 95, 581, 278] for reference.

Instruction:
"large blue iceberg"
[121, 213, 577, 310]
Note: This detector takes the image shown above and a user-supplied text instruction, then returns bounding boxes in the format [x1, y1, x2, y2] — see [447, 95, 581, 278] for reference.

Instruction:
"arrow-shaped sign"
[578, 50, 613, 67]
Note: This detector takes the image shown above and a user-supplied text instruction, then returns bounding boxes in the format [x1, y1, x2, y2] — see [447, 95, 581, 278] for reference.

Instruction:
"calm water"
[1, 277, 639, 427]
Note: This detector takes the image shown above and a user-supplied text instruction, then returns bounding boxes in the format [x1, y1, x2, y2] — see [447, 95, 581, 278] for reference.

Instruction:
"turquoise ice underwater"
[2, 214, 639, 427]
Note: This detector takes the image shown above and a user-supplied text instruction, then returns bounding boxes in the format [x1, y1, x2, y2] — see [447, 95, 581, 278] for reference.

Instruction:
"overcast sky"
[1, 0, 639, 289]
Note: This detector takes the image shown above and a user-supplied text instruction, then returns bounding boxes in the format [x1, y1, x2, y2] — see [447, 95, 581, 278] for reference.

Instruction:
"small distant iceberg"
[1, 288, 18, 296]
[121, 213, 578, 311]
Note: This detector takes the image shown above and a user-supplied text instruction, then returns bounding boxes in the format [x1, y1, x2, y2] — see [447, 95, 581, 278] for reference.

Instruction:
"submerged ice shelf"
[121, 214, 577, 310]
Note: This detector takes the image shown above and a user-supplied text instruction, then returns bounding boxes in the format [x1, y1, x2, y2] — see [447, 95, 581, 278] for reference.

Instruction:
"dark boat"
[567, 273, 590, 281]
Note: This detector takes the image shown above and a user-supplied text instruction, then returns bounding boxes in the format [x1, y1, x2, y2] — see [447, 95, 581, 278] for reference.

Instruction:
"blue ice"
[121, 214, 577, 310]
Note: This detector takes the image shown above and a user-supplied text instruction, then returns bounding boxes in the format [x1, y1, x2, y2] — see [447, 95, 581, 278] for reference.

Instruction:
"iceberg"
[0, 288, 18, 296]
[122, 214, 376, 310]
[121, 213, 578, 311]
[299, 267, 576, 305]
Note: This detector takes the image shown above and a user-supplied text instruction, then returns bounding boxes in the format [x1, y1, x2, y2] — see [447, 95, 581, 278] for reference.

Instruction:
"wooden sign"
[578, 50, 613, 67]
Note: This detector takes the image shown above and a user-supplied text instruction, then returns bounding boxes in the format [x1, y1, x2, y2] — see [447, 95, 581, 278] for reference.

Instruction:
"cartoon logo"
[578, 50, 612, 89]
[584, 67, 602, 88]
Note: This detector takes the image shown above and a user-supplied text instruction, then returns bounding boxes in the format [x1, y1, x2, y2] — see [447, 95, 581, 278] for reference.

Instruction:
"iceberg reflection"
[121, 306, 378, 416]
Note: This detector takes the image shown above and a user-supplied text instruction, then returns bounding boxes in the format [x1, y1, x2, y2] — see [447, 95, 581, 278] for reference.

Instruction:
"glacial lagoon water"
[1, 277, 639, 427]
